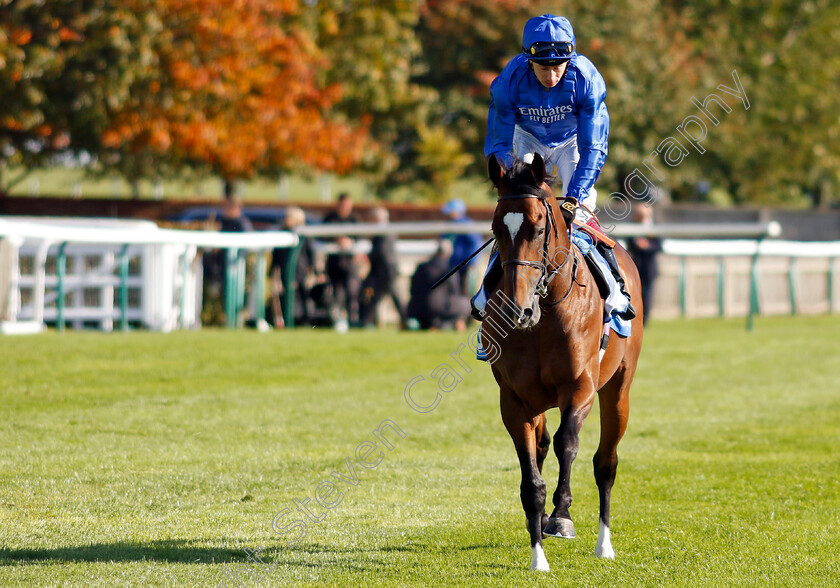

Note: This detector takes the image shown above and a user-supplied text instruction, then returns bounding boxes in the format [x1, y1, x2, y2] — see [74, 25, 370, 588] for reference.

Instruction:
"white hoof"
[530, 543, 550, 572]
[594, 518, 615, 559]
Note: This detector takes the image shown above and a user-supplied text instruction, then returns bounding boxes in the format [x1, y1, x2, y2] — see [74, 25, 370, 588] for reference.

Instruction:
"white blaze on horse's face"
[504, 212, 524, 242]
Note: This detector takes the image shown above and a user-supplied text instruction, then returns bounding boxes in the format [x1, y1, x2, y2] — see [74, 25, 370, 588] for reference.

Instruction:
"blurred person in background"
[407, 240, 471, 331]
[322, 192, 361, 331]
[270, 206, 316, 328]
[626, 204, 662, 324]
[441, 198, 484, 296]
[219, 195, 253, 233]
[359, 206, 406, 328]
[202, 194, 253, 325]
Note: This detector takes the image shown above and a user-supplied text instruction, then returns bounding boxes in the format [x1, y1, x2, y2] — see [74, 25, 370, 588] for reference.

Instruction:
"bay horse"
[481, 153, 643, 571]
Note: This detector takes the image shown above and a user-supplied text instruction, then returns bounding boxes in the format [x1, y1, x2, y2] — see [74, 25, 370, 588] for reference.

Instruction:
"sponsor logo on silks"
[518, 104, 574, 123]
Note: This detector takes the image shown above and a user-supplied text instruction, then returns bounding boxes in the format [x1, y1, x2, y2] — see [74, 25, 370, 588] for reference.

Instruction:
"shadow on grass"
[0, 539, 242, 565]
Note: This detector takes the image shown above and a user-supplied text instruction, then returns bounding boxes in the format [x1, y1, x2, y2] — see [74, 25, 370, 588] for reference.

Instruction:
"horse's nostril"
[519, 307, 533, 324]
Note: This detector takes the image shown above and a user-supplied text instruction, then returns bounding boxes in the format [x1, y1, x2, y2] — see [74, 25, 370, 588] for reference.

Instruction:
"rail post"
[678, 256, 687, 317]
[788, 257, 798, 316]
[746, 238, 764, 332]
[119, 244, 130, 331]
[56, 242, 68, 332]
[254, 250, 268, 325]
[225, 248, 239, 328]
[283, 240, 304, 328]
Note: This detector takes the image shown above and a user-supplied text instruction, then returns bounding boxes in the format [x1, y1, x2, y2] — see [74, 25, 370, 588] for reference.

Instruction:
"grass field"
[1, 316, 839, 587]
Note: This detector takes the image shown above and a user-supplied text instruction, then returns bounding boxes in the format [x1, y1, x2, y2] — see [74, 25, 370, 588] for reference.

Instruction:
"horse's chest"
[495, 328, 582, 387]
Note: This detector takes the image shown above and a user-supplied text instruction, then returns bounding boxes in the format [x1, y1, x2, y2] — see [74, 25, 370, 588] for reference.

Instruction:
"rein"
[496, 192, 576, 306]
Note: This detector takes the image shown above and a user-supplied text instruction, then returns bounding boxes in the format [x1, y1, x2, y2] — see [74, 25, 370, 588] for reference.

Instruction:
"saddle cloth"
[570, 229, 632, 338]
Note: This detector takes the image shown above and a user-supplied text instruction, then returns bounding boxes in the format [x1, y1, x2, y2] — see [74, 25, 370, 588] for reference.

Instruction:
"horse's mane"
[503, 157, 557, 196]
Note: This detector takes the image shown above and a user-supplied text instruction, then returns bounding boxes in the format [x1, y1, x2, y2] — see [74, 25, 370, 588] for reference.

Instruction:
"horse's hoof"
[543, 517, 575, 539]
[594, 544, 615, 559]
[530, 544, 550, 572]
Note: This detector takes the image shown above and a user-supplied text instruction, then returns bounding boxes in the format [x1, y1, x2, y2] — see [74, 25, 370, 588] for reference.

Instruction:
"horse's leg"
[592, 369, 632, 559]
[535, 413, 551, 530]
[501, 390, 549, 572]
[544, 399, 594, 539]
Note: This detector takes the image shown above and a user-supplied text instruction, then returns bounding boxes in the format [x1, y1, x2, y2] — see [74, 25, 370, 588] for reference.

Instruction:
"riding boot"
[470, 251, 503, 321]
[597, 244, 636, 320]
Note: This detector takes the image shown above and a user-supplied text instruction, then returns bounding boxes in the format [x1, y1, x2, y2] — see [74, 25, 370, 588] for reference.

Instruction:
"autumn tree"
[102, 0, 370, 189]
[0, 0, 371, 194]
[0, 1, 161, 193]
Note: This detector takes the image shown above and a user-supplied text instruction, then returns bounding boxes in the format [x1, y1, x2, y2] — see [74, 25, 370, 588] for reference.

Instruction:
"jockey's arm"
[566, 71, 609, 203]
[484, 78, 516, 170]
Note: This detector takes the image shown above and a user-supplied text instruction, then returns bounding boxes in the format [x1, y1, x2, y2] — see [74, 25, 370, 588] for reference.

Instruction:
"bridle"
[496, 190, 578, 307]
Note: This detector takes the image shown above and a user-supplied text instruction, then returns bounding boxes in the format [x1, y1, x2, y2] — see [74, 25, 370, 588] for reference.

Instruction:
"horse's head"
[489, 153, 570, 329]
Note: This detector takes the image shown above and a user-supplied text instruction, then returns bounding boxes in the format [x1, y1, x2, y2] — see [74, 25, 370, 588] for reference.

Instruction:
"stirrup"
[617, 302, 636, 320]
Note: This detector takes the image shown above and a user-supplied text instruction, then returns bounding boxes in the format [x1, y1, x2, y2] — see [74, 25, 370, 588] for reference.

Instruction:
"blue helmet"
[522, 14, 576, 65]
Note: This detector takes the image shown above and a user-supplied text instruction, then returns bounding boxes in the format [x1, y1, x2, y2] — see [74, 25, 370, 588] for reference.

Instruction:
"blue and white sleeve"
[567, 70, 609, 202]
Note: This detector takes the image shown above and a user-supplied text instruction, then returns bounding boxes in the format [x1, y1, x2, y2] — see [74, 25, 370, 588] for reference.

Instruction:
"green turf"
[1, 317, 839, 586]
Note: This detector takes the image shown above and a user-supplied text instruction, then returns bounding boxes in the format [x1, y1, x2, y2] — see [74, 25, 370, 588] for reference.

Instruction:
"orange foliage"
[58, 26, 82, 42]
[9, 28, 32, 45]
[104, 0, 369, 178]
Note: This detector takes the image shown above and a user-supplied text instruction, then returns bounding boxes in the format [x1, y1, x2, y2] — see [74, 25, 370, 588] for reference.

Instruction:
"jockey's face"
[530, 61, 568, 89]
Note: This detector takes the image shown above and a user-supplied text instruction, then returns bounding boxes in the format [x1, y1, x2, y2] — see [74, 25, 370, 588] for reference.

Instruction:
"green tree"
[415, 0, 532, 176]
[317, 0, 533, 196]
[313, 0, 434, 195]
[686, 0, 840, 205]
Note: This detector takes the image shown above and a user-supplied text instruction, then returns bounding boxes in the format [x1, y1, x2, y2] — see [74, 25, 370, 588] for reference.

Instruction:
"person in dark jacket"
[626, 204, 662, 324]
[202, 196, 253, 325]
[359, 206, 406, 328]
[322, 192, 360, 330]
[407, 240, 471, 331]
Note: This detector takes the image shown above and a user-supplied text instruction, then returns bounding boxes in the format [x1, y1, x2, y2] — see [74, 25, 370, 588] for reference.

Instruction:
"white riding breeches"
[512, 127, 597, 211]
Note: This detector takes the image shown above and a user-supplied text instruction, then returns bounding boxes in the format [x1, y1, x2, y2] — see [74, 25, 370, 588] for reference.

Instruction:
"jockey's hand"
[559, 197, 578, 227]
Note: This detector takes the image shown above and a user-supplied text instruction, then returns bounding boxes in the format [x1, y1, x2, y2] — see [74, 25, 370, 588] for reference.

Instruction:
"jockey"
[473, 13, 635, 324]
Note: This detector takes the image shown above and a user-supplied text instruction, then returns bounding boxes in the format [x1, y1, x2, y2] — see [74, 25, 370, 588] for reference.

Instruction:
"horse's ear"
[530, 153, 546, 185]
[488, 155, 503, 188]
